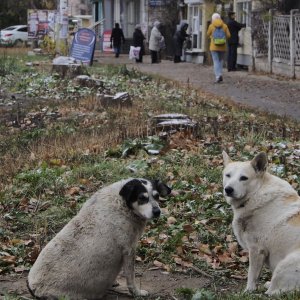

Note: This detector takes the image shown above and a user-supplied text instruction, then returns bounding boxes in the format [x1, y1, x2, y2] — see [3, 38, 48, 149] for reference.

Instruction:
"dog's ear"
[222, 151, 231, 167]
[251, 152, 268, 173]
[152, 180, 172, 197]
[119, 179, 141, 207]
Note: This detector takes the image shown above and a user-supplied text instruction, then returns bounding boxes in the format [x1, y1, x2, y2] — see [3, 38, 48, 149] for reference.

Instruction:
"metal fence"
[252, 10, 300, 77]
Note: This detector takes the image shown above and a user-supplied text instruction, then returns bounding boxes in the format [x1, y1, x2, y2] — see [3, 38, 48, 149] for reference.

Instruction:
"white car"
[0, 25, 28, 46]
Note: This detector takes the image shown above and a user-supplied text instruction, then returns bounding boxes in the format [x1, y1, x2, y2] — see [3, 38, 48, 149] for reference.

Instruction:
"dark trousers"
[135, 51, 143, 63]
[150, 50, 158, 63]
[227, 44, 238, 71]
[174, 55, 182, 63]
[114, 46, 121, 57]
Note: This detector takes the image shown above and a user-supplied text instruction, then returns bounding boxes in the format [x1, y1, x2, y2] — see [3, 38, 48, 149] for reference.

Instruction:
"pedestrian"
[227, 11, 246, 71]
[133, 24, 146, 63]
[149, 21, 164, 64]
[207, 13, 231, 83]
[173, 22, 189, 63]
[110, 23, 125, 58]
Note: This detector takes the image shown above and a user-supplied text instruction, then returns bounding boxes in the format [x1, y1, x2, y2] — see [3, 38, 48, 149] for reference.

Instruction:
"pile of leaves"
[0, 56, 299, 299]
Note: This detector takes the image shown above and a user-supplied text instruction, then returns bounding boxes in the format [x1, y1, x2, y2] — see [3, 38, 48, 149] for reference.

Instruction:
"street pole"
[56, 0, 69, 55]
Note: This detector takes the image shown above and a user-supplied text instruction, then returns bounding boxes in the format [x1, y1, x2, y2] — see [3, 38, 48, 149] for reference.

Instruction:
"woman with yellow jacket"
[207, 13, 231, 83]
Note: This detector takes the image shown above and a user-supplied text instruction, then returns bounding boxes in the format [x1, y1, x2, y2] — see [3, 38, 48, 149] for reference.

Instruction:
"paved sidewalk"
[94, 53, 300, 122]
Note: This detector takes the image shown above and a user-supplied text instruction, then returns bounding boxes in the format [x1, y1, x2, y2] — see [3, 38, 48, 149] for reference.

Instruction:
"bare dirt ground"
[0, 266, 213, 299]
[94, 53, 300, 122]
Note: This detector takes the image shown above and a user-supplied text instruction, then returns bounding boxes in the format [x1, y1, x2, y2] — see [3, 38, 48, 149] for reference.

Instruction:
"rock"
[33, 48, 42, 54]
[53, 56, 78, 65]
[152, 113, 197, 133]
[152, 113, 191, 124]
[75, 75, 103, 88]
[97, 92, 132, 108]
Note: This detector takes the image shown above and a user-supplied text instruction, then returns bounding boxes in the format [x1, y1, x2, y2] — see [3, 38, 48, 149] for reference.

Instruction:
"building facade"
[184, 0, 214, 63]
[69, 0, 92, 16]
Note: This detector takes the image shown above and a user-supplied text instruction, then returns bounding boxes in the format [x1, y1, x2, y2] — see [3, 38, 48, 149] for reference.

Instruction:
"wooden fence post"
[290, 9, 299, 79]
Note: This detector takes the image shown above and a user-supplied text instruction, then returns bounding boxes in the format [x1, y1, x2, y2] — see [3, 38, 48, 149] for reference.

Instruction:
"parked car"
[0, 25, 28, 47]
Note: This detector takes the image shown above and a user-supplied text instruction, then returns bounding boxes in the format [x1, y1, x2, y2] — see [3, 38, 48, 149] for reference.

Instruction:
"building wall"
[233, 0, 259, 66]
[68, 0, 92, 16]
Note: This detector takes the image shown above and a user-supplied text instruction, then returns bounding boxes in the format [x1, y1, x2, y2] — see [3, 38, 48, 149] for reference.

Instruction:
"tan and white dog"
[27, 178, 171, 299]
[222, 151, 300, 295]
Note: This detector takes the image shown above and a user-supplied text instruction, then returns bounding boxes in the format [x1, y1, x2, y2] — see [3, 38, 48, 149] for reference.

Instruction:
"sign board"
[102, 30, 114, 53]
[149, 0, 171, 6]
[70, 28, 96, 65]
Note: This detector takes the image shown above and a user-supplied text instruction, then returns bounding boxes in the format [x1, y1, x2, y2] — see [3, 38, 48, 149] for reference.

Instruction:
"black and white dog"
[28, 178, 171, 299]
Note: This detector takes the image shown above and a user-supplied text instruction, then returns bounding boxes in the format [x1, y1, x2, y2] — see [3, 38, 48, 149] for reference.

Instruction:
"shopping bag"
[129, 46, 141, 60]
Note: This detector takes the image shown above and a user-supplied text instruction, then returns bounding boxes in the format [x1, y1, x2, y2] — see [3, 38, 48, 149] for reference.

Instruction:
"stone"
[97, 92, 132, 108]
[152, 113, 197, 133]
[75, 75, 103, 88]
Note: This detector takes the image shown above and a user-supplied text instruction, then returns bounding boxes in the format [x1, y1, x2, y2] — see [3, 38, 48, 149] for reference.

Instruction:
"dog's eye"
[152, 191, 159, 200]
[240, 176, 248, 181]
[138, 194, 149, 204]
[226, 174, 231, 178]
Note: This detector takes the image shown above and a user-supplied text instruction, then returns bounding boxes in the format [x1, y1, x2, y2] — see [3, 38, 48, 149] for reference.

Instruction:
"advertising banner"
[28, 9, 56, 39]
[70, 28, 96, 65]
[102, 30, 113, 53]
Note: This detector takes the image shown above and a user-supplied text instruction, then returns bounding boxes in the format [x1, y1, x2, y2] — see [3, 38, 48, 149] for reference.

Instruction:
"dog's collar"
[233, 198, 249, 209]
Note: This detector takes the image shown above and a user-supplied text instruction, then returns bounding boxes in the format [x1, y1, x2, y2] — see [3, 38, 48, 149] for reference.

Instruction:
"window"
[237, 0, 252, 27]
[18, 27, 28, 32]
[188, 5, 203, 49]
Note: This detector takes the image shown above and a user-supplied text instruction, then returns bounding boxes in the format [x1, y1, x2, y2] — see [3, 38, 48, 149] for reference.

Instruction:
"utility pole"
[56, 0, 69, 54]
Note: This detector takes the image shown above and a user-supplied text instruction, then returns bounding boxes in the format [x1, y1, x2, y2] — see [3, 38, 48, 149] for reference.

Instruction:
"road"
[94, 52, 300, 122]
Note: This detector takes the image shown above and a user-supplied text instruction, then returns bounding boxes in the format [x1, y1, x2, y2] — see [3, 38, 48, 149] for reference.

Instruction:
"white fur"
[27, 178, 166, 299]
[222, 151, 300, 295]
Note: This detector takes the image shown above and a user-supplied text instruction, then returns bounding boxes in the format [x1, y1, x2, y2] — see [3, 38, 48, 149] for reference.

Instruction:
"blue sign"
[149, 0, 170, 6]
[70, 28, 96, 66]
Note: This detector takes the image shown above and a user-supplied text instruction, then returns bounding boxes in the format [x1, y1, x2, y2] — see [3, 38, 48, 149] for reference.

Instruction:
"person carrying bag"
[131, 24, 146, 63]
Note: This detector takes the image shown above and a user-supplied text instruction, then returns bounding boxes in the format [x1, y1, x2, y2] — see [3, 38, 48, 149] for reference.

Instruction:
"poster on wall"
[28, 10, 57, 39]
[59, 14, 69, 39]
[70, 28, 96, 65]
[102, 30, 114, 53]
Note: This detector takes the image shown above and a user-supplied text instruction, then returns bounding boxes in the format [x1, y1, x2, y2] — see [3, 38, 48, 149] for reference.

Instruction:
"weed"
[0, 51, 17, 76]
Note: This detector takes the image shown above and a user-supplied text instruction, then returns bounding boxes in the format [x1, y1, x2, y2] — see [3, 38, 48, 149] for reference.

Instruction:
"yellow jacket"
[207, 19, 231, 51]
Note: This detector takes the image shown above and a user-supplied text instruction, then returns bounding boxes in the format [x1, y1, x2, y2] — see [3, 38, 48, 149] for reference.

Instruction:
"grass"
[0, 49, 300, 299]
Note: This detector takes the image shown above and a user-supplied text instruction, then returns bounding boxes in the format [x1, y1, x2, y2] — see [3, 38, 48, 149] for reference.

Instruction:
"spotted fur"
[27, 178, 171, 299]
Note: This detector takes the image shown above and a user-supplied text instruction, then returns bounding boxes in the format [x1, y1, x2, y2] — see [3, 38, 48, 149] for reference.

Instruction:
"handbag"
[129, 46, 141, 60]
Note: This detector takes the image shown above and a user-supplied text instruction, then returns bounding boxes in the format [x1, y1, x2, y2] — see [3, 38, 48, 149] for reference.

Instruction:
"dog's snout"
[152, 207, 161, 218]
[225, 186, 234, 196]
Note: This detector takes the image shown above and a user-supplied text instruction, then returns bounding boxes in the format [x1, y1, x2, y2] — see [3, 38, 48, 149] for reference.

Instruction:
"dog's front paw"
[130, 288, 149, 297]
[136, 289, 149, 297]
[244, 283, 257, 293]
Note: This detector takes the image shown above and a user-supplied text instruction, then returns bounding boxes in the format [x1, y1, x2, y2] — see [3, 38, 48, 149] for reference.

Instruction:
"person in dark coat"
[173, 22, 189, 63]
[227, 11, 246, 71]
[110, 23, 125, 58]
[133, 24, 146, 63]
